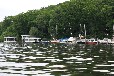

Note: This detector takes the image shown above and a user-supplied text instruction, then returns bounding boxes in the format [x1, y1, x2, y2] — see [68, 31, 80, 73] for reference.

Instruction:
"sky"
[0, 0, 70, 22]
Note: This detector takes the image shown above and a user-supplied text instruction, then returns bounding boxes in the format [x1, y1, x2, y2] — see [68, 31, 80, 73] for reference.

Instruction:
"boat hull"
[86, 42, 98, 45]
[77, 42, 85, 44]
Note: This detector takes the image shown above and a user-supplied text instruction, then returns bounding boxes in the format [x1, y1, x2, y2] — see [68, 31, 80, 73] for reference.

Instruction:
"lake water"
[0, 43, 114, 76]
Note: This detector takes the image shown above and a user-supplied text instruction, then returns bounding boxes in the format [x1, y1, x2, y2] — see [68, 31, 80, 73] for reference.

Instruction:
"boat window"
[91, 40, 94, 42]
[34, 39, 37, 42]
[25, 39, 28, 41]
[7, 38, 15, 41]
[29, 39, 34, 41]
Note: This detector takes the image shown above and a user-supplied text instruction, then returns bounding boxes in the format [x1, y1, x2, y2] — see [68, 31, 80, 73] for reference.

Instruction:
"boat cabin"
[68, 37, 76, 42]
[24, 37, 41, 43]
[21, 35, 31, 40]
[21, 35, 41, 43]
[76, 39, 86, 44]
[4, 37, 16, 43]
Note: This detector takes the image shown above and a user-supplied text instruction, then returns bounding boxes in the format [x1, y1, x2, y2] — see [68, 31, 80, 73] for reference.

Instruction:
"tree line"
[0, 0, 114, 42]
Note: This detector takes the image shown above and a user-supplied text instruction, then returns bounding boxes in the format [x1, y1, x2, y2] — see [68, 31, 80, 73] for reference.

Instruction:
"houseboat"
[4, 37, 16, 43]
[21, 35, 41, 43]
[21, 35, 31, 40]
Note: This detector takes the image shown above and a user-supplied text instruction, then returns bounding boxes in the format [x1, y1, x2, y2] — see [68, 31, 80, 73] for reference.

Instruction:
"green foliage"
[29, 27, 38, 37]
[0, 0, 113, 41]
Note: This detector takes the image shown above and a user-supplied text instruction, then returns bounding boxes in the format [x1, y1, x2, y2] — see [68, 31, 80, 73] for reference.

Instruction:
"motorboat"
[98, 38, 111, 44]
[86, 38, 99, 45]
[76, 39, 86, 44]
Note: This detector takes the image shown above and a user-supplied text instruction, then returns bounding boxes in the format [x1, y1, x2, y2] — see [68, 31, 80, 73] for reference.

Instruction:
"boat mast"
[84, 24, 86, 44]
[84, 24, 86, 39]
[112, 25, 114, 42]
[79, 24, 82, 39]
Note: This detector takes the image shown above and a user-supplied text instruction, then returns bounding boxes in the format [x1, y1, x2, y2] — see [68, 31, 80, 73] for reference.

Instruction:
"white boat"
[58, 37, 76, 44]
[50, 39, 60, 43]
[86, 38, 99, 45]
[76, 38, 99, 45]
[110, 35, 114, 44]
[4, 37, 16, 43]
[98, 38, 111, 44]
[67, 37, 76, 44]
[59, 38, 69, 43]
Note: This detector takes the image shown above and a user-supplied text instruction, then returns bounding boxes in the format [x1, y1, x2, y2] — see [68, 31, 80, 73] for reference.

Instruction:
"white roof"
[21, 35, 30, 36]
[4, 37, 16, 38]
[25, 37, 41, 39]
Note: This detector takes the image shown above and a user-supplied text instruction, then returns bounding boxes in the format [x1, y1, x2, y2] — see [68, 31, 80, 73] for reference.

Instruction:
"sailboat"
[50, 25, 60, 43]
[76, 24, 86, 44]
[76, 24, 99, 45]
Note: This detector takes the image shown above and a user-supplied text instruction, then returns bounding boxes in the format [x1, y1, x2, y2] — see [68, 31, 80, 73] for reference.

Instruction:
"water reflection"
[0, 43, 114, 75]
